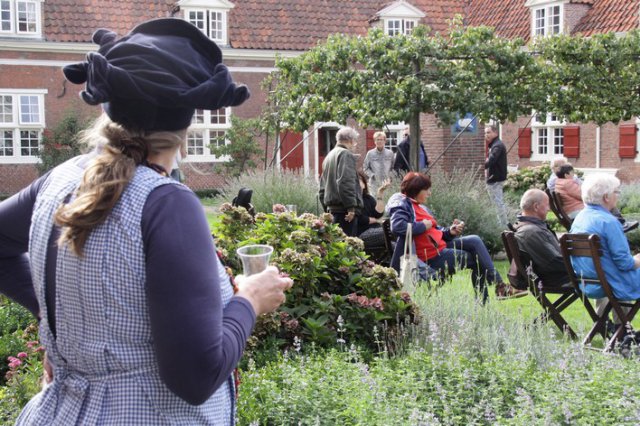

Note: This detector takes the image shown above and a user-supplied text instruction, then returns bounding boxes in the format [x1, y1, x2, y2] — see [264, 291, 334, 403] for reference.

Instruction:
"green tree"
[210, 116, 263, 177]
[37, 113, 87, 175]
[265, 19, 640, 169]
[265, 19, 546, 170]
[534, 30, 640, 125]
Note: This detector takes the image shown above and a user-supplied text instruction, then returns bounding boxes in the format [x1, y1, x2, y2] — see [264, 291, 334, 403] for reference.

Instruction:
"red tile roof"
[573, 0, 640, 36]
[44, 0, 177, 43]
[228, 0, 464, 50]
[39, 0, 640, 49]
[464, 0, 530, 41]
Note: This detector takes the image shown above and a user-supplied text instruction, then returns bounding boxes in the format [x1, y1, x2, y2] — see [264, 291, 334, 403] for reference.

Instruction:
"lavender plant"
[238, 272, 640, 425]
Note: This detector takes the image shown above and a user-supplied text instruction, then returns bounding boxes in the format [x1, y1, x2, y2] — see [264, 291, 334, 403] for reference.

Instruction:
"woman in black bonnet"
[0, 18, 292, 425]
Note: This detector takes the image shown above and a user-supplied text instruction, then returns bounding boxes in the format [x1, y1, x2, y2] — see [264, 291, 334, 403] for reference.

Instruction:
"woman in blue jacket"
[570, 173, 640, 301]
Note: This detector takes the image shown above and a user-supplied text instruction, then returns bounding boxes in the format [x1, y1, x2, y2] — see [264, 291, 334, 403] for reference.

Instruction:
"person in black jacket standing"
[484, 124, 508, 226]
[393, 126, 428, 176]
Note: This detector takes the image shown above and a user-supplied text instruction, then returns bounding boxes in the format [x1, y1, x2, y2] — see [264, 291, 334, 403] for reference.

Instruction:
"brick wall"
[422, 114, 485, 176]
[503, 118, 640, 182]
[0, 56, 99, 195]
[564, 3, 591, 35]
[3, 53, 640, 197]
[0, 164, 38, 195]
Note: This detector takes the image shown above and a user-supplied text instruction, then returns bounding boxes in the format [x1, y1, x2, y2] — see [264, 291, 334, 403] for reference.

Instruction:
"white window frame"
[0, 0, 43, 38]
[0, 89, 46, 164]
[184, 107, 231, 163]
[530, 2, 563, 37]
[183, 7, 229, 45]
[384, 18, 417, 36]
[530, 112, 565, 161]
[383, 121, 406, 152]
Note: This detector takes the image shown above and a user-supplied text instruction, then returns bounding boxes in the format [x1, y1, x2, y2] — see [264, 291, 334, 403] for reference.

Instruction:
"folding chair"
[545, 188, 573, 232]
[546, 188, 638, 234]
[560, 233, 640, 352]
[501, 231, 578, 339]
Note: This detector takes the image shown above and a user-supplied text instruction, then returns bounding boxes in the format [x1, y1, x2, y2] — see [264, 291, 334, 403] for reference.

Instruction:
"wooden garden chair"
[559, 233, 640, 352]
[501, 231, 578, 339]
[545, 188, 573, 232]
[546, 188, 638, 234]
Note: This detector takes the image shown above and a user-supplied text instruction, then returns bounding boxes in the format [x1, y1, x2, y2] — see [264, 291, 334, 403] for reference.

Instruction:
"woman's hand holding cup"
[235, 266, 293, 316]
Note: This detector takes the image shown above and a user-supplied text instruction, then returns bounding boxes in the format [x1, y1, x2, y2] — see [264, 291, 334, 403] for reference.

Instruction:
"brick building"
[0, 0, 638, 195]
[467, 0, 640, 182]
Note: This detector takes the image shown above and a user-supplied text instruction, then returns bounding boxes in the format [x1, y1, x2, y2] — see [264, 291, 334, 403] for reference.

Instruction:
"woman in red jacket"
[389, 172, 525, 302]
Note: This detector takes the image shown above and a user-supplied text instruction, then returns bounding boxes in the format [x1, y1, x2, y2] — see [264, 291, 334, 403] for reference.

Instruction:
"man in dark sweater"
[318, 126, 363, 236]
[393, 125, 428, 176]
[513, 189, 569, 287]
[484, 124, 508, 226]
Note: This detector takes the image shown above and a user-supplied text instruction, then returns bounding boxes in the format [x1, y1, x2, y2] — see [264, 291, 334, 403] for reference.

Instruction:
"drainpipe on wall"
[595, 125, 601, 169]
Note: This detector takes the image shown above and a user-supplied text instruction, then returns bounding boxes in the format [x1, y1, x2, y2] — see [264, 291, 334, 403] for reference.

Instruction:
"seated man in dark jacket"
[513, 189, 568, 287]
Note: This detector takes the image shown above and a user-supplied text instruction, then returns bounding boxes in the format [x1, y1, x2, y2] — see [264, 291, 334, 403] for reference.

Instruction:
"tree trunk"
[409, 59, 421, 172]
[409, 113, 420, 172]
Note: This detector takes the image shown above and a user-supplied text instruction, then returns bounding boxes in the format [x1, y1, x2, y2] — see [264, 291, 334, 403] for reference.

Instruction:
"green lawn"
[202, 197, 222, 230]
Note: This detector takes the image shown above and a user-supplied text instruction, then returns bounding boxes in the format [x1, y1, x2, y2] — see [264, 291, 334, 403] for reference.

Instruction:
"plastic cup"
[236, 244, 274, 276]
[285, 204, 297, 215]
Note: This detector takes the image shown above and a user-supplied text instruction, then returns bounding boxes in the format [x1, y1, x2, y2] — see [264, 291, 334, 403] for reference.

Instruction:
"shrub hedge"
[212, 205, 419, 355]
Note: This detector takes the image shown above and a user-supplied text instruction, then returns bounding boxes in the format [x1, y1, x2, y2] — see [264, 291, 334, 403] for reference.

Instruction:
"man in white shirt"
[363, 131, 394, 192]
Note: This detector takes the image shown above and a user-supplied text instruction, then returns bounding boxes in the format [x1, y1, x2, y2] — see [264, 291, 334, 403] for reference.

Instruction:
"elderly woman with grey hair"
[569, 173, 640, 303]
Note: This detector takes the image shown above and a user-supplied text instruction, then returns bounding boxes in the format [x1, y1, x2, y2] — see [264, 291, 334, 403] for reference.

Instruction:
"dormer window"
[179, 0, 234, 45]
[526, 0, 563, 37]
[0, 0, 43, 38]
[386, 19, 416, 36]
[376, 1, 425, 37]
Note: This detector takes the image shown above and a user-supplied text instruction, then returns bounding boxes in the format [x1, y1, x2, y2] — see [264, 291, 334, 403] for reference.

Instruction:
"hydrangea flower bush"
[213, 204, 419, 353]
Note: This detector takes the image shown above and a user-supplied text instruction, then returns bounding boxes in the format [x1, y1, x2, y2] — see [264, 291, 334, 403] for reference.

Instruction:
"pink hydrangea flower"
[16, 352, 27, 359]
[7, 356, 22, 369]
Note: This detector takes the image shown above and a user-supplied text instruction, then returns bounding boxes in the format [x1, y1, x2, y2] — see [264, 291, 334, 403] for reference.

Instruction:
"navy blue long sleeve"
[142, 184, 256, 404]
[0, 174, 48, 316]
[0, 174, 255, 405]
